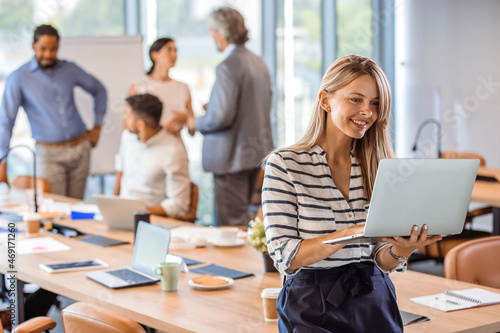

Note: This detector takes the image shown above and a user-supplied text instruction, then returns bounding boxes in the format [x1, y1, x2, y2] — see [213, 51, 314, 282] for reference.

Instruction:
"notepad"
[411, 288, 500, 312]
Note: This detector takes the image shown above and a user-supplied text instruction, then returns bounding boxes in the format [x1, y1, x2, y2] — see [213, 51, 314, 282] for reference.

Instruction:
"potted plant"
[248, 218, 278, 273]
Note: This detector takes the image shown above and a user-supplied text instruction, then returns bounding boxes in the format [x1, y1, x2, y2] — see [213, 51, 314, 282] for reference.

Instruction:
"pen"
[436, 297, 459, 305]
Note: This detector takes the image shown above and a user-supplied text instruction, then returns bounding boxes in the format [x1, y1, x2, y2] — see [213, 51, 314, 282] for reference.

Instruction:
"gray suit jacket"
[196, 45, 273, 175]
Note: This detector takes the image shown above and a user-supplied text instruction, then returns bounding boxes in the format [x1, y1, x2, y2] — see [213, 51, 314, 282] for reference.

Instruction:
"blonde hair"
[290, 54, 394, 200]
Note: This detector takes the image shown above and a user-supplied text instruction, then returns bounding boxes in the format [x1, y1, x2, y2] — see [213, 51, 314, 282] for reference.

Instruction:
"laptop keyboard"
[107, 269, 153, 283]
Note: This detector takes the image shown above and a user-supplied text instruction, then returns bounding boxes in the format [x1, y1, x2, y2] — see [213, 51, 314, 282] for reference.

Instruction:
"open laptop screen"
[132, 221, 171, 276]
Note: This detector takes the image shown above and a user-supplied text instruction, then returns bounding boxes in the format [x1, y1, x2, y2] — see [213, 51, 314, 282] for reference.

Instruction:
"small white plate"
[188, 276, 234, 290]
[207, 238, 245, 248]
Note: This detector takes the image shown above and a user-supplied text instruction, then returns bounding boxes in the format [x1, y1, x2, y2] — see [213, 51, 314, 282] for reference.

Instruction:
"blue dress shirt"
[0, 57, 107, 156]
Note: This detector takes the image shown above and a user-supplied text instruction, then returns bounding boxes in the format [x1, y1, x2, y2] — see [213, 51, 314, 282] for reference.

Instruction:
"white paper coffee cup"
[261, 288, 281, 321]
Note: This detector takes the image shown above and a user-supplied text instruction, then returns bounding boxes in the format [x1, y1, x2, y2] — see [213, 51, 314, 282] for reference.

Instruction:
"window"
[336, 0, 373, 58]
[0, 0, 126, 178]
[275, 0, 322, 147]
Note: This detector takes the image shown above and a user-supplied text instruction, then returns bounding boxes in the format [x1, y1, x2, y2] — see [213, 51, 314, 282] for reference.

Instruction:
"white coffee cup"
[217, 227, 239, 244]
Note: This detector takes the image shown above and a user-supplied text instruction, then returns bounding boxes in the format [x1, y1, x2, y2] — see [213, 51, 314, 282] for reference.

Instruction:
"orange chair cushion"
[62, 302, 145, 333]
[444, 236, 500, 289]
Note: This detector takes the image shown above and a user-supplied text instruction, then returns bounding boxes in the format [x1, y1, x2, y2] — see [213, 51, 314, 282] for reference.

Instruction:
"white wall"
[395, 0, 500, 167]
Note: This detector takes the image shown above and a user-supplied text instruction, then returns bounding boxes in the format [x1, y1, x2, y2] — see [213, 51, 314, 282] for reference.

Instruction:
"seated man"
[114, 93, 191, 217]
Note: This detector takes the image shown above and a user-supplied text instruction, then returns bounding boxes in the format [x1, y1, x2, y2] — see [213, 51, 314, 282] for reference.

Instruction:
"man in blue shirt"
[0, 24, 107, 199]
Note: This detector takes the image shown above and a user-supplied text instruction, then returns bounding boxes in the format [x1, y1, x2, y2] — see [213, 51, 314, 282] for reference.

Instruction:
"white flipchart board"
[59, 36, 144, 175]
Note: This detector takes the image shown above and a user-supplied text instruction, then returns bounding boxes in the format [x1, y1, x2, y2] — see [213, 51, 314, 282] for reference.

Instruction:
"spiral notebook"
[411, 288, 500, 312]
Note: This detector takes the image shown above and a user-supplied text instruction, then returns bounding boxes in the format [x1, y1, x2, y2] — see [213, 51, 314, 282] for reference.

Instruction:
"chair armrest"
[466, 206, 493, 222]
[12, 317, 56, 333]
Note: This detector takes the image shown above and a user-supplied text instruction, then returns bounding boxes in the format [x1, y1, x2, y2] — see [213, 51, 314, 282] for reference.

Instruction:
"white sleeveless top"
[133, 76, 190, 126]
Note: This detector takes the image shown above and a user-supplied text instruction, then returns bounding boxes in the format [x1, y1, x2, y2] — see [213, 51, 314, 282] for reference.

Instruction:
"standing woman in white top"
[129, 37, 195, 137]
[263, 55, 442, 332]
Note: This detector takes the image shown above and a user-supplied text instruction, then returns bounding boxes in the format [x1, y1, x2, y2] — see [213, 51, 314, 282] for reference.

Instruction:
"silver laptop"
[93, 194, 146, 230]
[323, 159, 479, 245]
[86, 221, 170, 289]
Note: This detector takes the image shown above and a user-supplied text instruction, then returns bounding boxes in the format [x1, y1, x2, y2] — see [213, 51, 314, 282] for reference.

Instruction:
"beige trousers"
[35, 139, 91, 199]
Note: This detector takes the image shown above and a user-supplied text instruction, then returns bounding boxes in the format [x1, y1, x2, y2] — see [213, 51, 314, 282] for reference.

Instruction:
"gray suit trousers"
[214, 168, 261, 226]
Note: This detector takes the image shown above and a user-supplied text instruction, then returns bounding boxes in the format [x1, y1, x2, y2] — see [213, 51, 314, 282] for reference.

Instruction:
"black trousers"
[25, 288, 58, 319]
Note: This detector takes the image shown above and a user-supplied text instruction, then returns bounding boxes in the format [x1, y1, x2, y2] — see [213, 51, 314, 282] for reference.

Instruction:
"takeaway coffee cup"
[154, 262, 181, 291]
[261, 288, 281, 321]
[217, 227, 238, 245]
[24, 212, 41, 237]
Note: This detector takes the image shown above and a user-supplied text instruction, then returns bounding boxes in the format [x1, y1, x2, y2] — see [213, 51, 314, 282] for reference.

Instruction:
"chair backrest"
[62, 302, 146, 333]
[250, 169, 265, 206]
[256, 206, 263, 221]
[444, 236, 500, 288]
[441, 151, 486, 167]
[178, 182, 199, 223]
[12, 175, 52, 193]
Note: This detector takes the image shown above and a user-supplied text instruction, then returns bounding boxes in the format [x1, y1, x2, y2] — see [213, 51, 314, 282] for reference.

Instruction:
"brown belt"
[36, 134, 88, 148]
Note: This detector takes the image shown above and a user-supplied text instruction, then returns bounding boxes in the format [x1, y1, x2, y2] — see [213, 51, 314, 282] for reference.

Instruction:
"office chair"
[249, 169, 265, 220]
[61, 302, 146, 333]
[415, 151, 492, 261]
[250, 169, 265, 206]
[12, 175, 52, 193]
[255, 206, 264, 221]
[0, 315, 57, 333]
[444, 236, 500, 289]
[178, 182, 199, 223]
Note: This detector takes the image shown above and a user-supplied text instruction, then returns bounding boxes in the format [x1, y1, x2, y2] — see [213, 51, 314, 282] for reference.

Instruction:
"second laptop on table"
[93, 194, 145, 230]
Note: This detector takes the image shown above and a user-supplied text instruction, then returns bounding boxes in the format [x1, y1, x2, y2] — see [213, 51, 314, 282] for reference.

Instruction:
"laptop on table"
[86, 221, 170, 289]
[323, 159, 479, 245]
[93, 194, 146, 230]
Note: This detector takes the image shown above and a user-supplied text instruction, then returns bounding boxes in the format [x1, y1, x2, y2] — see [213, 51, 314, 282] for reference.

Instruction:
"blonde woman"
[263, 55, 442, 332]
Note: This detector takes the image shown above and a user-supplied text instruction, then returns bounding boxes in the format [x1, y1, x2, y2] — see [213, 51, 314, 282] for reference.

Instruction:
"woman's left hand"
[381, 224, 442, 258]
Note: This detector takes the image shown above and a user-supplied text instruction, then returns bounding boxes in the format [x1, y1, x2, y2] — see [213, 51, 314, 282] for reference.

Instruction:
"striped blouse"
[263, 145, 405, 275]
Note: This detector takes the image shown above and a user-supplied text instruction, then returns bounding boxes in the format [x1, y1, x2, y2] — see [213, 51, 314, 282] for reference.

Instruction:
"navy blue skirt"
[277, 262, 403, 333]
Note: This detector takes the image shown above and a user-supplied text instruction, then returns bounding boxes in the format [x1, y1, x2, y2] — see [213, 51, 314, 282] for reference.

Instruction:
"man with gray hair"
[175, 7, 273, 226]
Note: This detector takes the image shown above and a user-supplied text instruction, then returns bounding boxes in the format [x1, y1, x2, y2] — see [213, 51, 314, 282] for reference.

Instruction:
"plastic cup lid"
[261, 288, 281, 299]
[23, 212, 41, 221]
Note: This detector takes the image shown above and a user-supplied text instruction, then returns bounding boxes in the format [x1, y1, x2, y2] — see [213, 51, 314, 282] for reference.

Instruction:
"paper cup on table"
[24, 212, 41, 237]
[261, 288, 281, 321]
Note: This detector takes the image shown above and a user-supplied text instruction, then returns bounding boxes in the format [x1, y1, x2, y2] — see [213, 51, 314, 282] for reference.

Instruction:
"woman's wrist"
[390, 245, 413, 259]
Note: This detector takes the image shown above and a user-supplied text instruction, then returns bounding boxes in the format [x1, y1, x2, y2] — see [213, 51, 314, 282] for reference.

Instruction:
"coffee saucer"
[188, 276, 234, 291]
[207, 238, 245, 248]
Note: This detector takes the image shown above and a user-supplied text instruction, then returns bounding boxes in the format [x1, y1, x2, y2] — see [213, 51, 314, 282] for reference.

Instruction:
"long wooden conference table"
[1, 194, 500, 332]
